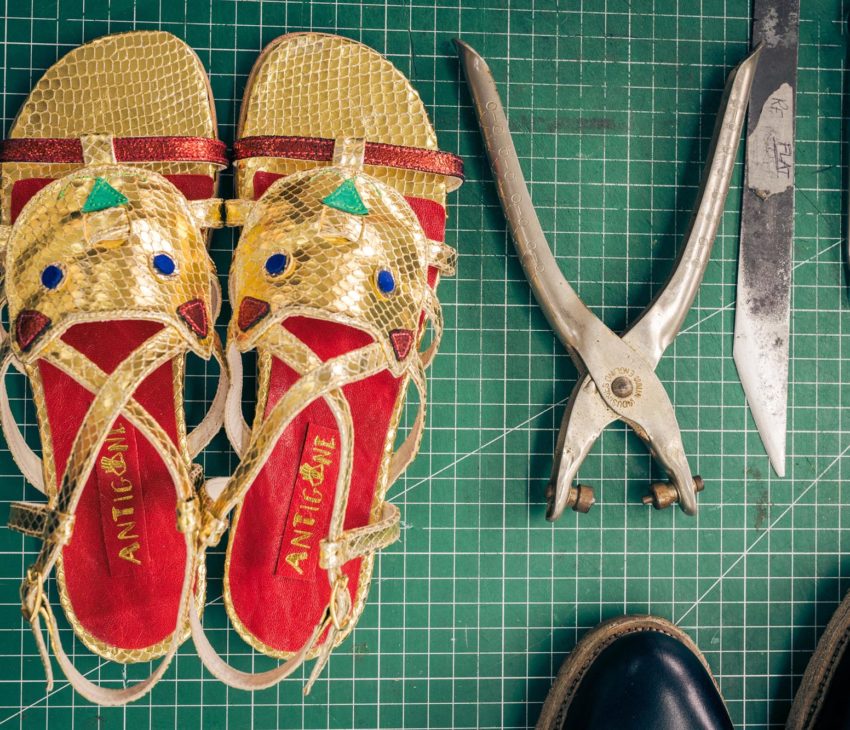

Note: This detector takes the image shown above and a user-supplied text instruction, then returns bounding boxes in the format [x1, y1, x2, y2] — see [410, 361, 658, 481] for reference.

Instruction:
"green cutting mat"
[0, 1, 845, 728]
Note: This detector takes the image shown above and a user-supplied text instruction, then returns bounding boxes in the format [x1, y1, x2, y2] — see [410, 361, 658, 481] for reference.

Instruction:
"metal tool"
[734, 0, 799, 478]
[456, 39, 760, 517]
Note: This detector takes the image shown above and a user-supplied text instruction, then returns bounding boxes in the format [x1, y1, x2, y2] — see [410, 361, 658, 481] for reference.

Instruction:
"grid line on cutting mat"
[0, 1, 845, 728]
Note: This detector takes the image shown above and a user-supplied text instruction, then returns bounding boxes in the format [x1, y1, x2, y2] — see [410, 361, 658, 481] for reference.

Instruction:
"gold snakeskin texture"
[31, 329, 196, 663]
[42, 337, 194, 490]
[217, 32, 461, 664]
[7, 502, 55, 538]
[1, 30, 221, 667]
[235, 33, 450, 205]
[229, 167, 430, 377]
[319, 502, 401, 571]
[221, 341, 388, 660]
[6, 166, 218, 363]
[2, 30, 219, 224]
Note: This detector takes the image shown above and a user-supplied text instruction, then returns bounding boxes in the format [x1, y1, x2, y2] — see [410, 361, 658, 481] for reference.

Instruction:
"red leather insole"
[227, 170, 444, 653]
[19, 173, 212, 652]
[38, 320, 184, 650]
[227, 316, 403, 652]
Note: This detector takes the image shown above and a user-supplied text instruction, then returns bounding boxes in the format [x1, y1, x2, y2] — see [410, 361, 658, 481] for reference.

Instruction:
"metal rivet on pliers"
[643, 476, 705, 511]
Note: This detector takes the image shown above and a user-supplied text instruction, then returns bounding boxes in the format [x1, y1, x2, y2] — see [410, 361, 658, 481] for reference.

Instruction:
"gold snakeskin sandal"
[190, 33, 463, 690]
[0, 31, 227, 704]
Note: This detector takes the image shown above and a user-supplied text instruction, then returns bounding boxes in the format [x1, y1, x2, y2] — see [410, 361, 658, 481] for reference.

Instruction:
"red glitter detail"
[238, 297, 271, 332]
[177, 299, 209, 339]
[233, 136, 464, 181]
[15, 310, 50, 352]
[0, 136, 228, 167]
[389, 329, 414, 361]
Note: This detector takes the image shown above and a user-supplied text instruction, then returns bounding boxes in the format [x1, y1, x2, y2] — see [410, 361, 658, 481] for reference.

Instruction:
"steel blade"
[734, 0, 799, 478]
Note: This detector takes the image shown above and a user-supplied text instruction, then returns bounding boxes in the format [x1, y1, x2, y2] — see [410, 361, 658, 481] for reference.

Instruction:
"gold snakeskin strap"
[15, 329, 200, 704]
[242, 326, 404, 563]
[7, 325, 210, 543]
[223, 320, 350, 456]
[39, 337, 198, 490]
[419, 286, 444, 370]
[320, 501, 401, 571]
[187, 198, 225, 229]
[223, 198, 254, 228]
[387, 358, 429, 486]
[429, 239, 457, 276]
[201, 342, 385, 546]
[8, 502, 74, 541]
[23, 327, 188, 585]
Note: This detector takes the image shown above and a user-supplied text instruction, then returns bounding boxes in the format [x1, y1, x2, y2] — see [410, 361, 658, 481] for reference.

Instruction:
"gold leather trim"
[3, 30, 221, 667]
[217, 32, 460, 666]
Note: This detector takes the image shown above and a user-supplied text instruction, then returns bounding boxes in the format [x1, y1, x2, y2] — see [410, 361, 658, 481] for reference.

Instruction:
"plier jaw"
[456, 40, 761, 517]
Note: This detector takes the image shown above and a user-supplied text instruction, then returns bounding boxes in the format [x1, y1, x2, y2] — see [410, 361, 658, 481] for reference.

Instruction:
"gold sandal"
[190, 32, 463, 691]
[0, 30, 227, 704]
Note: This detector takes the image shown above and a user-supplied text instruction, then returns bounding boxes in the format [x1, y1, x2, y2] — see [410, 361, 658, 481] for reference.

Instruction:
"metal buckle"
[20, 567, 44, 623]
[329, 575, 352, 632]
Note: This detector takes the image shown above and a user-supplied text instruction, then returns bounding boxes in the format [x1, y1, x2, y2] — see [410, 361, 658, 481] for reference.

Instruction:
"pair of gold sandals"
[0, 31, 462, 705]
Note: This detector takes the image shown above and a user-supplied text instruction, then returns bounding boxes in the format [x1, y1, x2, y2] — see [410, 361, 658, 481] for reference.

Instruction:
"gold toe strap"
[320, 501, 401, 571]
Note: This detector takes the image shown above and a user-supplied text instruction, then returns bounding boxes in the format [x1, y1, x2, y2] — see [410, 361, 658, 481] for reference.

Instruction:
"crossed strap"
[1, 310, 227, 704]
[191, 268, 449, 692]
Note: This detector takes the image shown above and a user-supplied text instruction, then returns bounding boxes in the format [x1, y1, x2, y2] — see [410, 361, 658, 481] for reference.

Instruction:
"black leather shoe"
[787, 591, 850, 729]
[536, 615, 733, 730]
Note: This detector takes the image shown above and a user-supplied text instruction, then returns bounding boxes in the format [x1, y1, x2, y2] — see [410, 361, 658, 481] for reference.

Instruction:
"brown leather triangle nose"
[389, 329, 414, 361]
[15, 310, 51, 352]
[177, 299, 209, 338]
[238, 296, 271, 332]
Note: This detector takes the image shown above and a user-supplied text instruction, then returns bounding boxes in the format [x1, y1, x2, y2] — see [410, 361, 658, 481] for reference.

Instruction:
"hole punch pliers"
[456, 40, 761, 517]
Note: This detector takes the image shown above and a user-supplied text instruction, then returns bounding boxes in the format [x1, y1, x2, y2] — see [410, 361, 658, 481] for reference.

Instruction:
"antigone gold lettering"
[283, 430, 338, 576]
[285, 551, 308, 574]
[119, 543, 142, 565]
[101, 426, 143, 566]
[117, 521, 138, 541]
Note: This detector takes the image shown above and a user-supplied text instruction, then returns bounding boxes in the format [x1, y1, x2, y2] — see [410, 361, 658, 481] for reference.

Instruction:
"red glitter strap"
[0, 136, 229, 167]
[233, 135, 464, 181]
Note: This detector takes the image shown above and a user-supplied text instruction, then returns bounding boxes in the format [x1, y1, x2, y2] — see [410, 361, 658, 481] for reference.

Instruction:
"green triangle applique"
[321, 178, 369, 216]
[81, 177, 129, 213]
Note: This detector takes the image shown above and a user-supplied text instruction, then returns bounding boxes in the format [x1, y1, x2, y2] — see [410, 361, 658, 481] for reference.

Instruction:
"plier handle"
[456, 40, 760, 517]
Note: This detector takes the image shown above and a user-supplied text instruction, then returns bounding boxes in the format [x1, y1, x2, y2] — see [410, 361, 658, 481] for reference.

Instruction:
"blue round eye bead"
[153, 253, 176, 276]
[41, 265, 64, 290]
[376, 269, 396, 295]
[265, 253, 288, 276]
